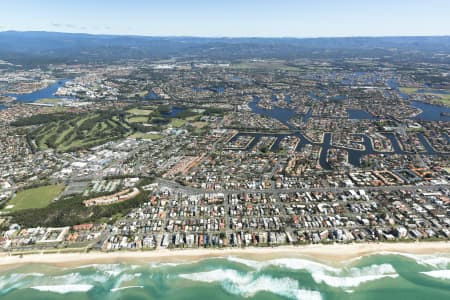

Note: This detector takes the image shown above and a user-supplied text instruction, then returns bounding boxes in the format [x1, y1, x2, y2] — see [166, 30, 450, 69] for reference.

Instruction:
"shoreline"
[1, 241, 449, 270]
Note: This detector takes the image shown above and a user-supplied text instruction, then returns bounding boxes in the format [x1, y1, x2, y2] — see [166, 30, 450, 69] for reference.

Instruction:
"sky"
[0, 0, 449, 37]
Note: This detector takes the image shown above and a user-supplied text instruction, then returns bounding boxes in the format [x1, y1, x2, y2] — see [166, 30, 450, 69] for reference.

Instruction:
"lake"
[410, 101, 450, 122]
[347, 109, 377, 120]
[161, 107, 186, 117]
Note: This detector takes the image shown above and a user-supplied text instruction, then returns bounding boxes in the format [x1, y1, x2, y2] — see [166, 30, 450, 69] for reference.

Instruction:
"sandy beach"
[1, 241, 449, 269]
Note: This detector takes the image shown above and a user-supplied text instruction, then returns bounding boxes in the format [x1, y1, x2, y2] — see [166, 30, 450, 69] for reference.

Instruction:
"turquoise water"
[0, 253, 449, 299]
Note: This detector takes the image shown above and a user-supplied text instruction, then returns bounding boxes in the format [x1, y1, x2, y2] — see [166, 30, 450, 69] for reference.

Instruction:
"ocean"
[0, 253, 449, 299]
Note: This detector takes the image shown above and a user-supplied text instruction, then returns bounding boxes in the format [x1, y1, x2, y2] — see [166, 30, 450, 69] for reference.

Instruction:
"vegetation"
[129, 132, 163, 140]
[169, 118, 185, 128]
[204, 107, 227, 115]
[424, 93, 450, 106]
[127, 115, 149, 123]
[399, 87, 418, 94]
[191, 121, 208, 128]
[157, 105, 171, 114]
[11, 190, 149, 227]
[175, 109, 198, 119]
[13, 104, 216, 153]
[2, 184, 65, 213]
[126, 108, 153, 116]
[399, 87, 450, 106]
[35, 98, 63, 104]
[11, 112, 78, 126]
[28, 110, 132, 152]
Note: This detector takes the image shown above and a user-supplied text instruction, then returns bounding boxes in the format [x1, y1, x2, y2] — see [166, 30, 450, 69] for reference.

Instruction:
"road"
[155, 178, 449, 195]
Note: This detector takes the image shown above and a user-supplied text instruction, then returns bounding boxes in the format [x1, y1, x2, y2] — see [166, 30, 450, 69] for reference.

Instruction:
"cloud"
[51, 23, 78, 29]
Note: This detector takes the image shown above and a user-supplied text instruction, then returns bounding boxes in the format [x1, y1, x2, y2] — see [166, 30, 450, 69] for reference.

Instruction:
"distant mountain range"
[0, 31, 449, 65]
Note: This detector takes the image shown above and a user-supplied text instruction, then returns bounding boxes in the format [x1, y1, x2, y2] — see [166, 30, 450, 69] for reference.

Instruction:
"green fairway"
[169, 118, 185, 128]
[127, 116, 149, 123]
[36, 98, 63, 104]
[31, 111, 133, 152]
[185, 115, 201, 121]
[399, 87, 450, 106]
[424, 93, 450, 106]
[399, 87, 418, 94]
[129, 132, 163, 140]
[2, 184, 65, 213]
[127, 108, 153, 115]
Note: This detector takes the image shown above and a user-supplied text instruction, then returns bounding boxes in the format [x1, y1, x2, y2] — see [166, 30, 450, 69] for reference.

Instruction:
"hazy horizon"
[0, 0, 449, 38]
[2, 29, 450, 39]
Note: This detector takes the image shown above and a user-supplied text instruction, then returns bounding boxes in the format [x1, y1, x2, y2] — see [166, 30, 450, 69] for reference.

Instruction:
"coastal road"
[155, 178, 449, 195]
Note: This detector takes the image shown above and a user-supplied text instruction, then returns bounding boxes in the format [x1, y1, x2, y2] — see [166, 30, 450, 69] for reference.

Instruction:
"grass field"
[129, 132, 163, 140]
[185, 115, 201, 121]
[399, 87, 418, 94]
[126, 108, 153, 115]
[191, 121, 208, 128]
[36, 98, 63, 104]
[127, 116, 149, 123]
[399, 87, 450, 106]
[2, 184, 65, 213]
[169, 118, 185, 128]
[424, 93, 450, 106]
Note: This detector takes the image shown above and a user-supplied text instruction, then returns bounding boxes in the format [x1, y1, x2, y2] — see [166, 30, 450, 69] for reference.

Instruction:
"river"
[4, 79, 70, 103]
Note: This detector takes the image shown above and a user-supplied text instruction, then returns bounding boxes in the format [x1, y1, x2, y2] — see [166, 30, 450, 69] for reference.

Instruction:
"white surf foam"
[75, 263, 139, 276]
[51, 272, 108, 284]
[111, 285, 144, 292]
[310, 263, 397, 288]
[227, 256, 337, 273]
[312, 272, 398, 288]
[421, 270, 450, 280]
[227, 257, 399, 288]
[149, 260, 201, 269]
[30, 284, 93, 293]
[0, 273, 44, 294]
[179, 269, 322, 300]
[379, 252, 450, 269]
[110, 272, 142, 291]
[150, 262, 184, 268]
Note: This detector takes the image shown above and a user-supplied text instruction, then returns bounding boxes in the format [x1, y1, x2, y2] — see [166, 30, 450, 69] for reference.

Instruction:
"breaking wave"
[0, 273, 44, 295]
[421, 270, 450, 280]
[179, 269, 322, 300]
[75, 263, 139, 277]
[111, 285, 144, 292]
[227, 257, 398, 288]
[379, 252, 450, 269]
[30, 284, 93, 294]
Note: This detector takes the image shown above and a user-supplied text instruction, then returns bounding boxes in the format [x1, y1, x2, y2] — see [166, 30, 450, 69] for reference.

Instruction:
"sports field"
[2, 184, 65, 213]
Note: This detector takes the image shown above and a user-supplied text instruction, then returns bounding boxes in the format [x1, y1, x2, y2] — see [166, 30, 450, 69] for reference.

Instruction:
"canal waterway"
[245, 94, 447, 169]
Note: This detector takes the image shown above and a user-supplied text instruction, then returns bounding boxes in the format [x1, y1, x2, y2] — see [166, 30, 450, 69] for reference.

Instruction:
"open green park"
[2, 184, 65, 213]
